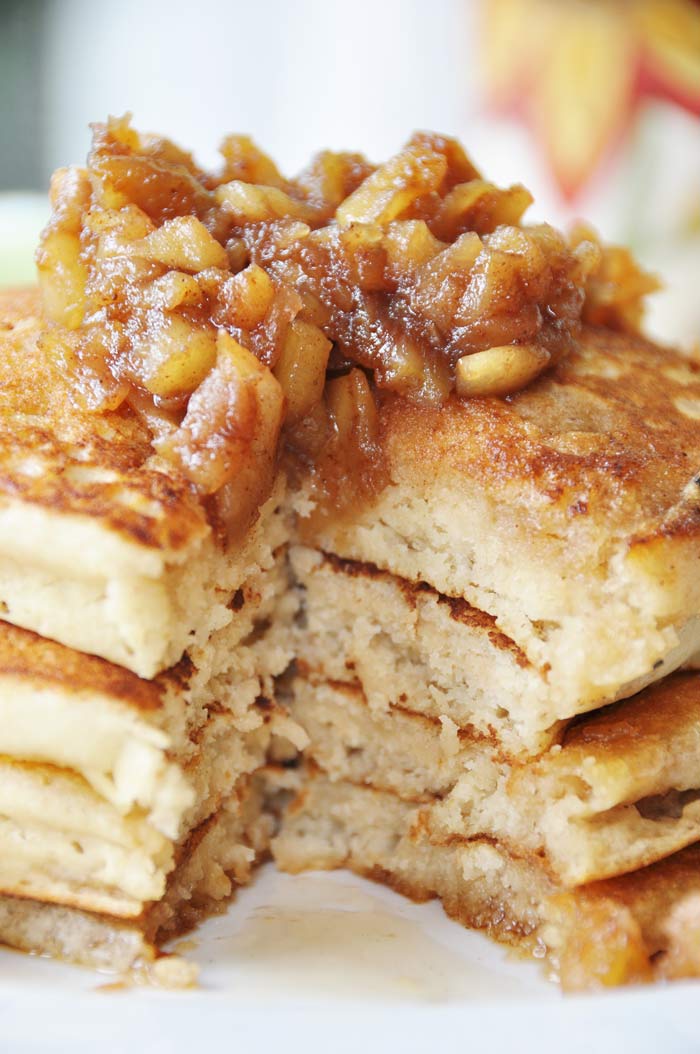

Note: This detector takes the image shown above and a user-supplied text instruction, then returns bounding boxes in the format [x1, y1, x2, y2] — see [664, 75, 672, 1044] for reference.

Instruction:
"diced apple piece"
[36, 228, 88, 329]
[374, 335, 425, 393]
[297, 290, 332, 329]
[221, 336, 286, 537]
[48, 166, 92, 232]
[417, 354, 452, 404]
[455, 344, 550, 399]
[274, 319, 332, 425]
[548, 894, 652, 992]
[574, 225, 659, 333]
[298, 151, 350, 210]
[86, 204, 156, 261]
[220, 135, 286, 188]
[226, 237, 249, 272]
[215, 330, 272, 383]
[144, 271, 202, 310]
[411, 231, 482, 326]
[215, 181, 314, 224]
[285, 397, 329, 461]
[158, 332, 284, 516]
[141, 316, 218, 398]
[156, 334, 258, 494]
[431, 180, 533, 240]
[222, 264, 276, 329]
[407, 131, 481, 186]
[135, 216, 228, 272]
[383, 220, 443, 274]
[106, 113, 141, 151]
[326, 368, 378, 452]
[85, 203, 154, 239]
[423, 229, 483, 273]
[335, 143, 447, 227]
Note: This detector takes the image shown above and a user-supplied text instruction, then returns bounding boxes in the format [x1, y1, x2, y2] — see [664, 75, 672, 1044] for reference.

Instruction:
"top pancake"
[309, 324, 700, 569]
[305, 325, 700, 715]
[379, 324, 700, 542]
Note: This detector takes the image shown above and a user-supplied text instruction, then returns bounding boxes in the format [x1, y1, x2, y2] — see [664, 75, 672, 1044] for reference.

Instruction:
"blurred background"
[1, 0, 699, 345]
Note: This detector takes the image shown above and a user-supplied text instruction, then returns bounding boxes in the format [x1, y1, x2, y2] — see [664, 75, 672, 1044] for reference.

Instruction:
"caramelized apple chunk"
[274, 320, 332, 426]
[135, 216, 229, 272]
[335, 138, 448, 226]
[571, 224, 660, 332]
[547, 894, 653, 992]
[156, 331, 284, 499]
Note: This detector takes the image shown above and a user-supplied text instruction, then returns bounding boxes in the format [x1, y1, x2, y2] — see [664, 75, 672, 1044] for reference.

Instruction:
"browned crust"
[377, 326, 700, 543]
[0, 882, 141, 920]
[585, 840, 700, 933]
[370, 857, 540, 944]
[0, 619, 164, 711]
[559, 669, 700, 762]
[0, 290, 208, 554]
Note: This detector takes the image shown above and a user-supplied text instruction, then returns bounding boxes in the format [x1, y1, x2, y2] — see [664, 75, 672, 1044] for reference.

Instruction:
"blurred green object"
[0, 194, 48, 287]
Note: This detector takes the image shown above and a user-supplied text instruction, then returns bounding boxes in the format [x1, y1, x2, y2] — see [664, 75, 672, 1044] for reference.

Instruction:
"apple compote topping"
[36, 116, 656, 526]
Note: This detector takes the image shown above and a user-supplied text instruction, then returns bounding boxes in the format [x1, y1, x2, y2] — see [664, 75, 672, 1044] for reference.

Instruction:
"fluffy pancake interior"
[291, 546, 700, 755]
[287, 674, 700, 885]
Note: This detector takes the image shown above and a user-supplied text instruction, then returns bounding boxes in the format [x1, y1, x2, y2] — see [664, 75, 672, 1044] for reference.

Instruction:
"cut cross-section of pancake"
[0, 775, 273, 984]
[292, 543, 700, 754]
[299, 326, 700, 730]
[288, 673, 700, 884]
[0, 290, 288, 679]
[0, 541, 295, 832]
[0, 573, 304, 953]
[271, 769, 700, 990]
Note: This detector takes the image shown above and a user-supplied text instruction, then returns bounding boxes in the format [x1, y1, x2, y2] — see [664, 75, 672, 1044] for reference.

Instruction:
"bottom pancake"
[271, 769, 700, 990]
[288, 674, 700, 885]
[0, 776, 272, 985]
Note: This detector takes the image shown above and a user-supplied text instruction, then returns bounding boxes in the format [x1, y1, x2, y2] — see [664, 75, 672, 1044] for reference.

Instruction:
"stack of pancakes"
[0, 290, 303, 982]
[276, 324, 700, 988]
[4, 183, 700, 990]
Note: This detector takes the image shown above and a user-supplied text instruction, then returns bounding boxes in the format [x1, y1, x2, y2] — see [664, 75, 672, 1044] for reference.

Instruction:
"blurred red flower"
[480, 0, 700, 200]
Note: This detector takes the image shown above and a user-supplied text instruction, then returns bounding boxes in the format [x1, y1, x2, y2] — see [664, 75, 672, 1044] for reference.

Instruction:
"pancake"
[0, 561, 302, 920]
[288, 674, 700, 884]
[0, 776, 272, 984]
[300, 326, 700, 729]
[292, 546, 699, 754]
[0, 544, 295, 827]
[0, 289, 288, 678]
[272, 770, 700, 990]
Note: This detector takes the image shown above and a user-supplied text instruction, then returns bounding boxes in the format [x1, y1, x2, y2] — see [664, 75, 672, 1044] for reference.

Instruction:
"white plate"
[0, 864, 698, 1054]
